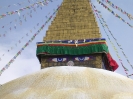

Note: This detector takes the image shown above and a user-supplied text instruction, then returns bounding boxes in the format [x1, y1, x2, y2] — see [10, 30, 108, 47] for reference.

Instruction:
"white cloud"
[0, 46, 40, 84]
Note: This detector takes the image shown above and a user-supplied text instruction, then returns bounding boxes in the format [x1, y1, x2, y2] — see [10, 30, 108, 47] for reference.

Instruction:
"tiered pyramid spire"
[43, 0, 101, 41]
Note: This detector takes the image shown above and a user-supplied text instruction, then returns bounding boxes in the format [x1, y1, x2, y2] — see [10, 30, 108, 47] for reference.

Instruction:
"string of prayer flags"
[91, 3, 129, 77]
[94, 5, 133, 70]
[1, 9, 32, 28]
[0, 11, 49, 60]
[100, 0, 133, 20]
[0, 0, 33, 10]
[93, 3, 133, 78]
[0, 15, 29, 37]
[99, 17, 129, 77]
[0, 0, 52, 19]
[97, 0, 133, 28]
[0, 5, 46, 38]
[128, 74, 133, 77]
[0, 5, 60, 76]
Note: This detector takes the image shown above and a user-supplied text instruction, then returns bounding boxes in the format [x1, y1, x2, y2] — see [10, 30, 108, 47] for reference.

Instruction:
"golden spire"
[43, 0, 101, 41]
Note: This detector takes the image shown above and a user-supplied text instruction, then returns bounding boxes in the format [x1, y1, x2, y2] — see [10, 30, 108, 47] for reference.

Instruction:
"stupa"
[0, 0, 133, 99]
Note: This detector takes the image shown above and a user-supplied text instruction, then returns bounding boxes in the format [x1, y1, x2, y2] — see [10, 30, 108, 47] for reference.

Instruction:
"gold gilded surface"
[43, 0, 101, 41]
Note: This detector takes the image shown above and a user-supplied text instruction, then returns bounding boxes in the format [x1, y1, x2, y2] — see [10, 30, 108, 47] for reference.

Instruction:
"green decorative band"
[36, 43, 109, 55]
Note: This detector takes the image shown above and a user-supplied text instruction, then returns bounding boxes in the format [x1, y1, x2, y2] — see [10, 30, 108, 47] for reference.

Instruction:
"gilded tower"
[43, 0, 101, 41]
[36, 0, 118, 71]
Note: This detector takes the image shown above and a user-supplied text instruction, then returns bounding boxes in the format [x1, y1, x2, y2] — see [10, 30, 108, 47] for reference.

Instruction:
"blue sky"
[0, 0, 133, 84]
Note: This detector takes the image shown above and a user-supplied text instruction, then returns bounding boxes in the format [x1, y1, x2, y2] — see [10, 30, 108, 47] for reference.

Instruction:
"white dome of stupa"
[0, 66, 133, 99]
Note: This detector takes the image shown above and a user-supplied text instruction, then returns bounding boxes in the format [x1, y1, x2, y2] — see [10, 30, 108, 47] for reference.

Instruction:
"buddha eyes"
[52, 58, 67, 62]
[75, 57, 90, 61]
[51, 56, 91, 62]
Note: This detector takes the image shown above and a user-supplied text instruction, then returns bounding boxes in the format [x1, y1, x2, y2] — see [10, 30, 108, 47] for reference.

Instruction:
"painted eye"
[75, 57, 90, 61]
[84, 57, 90, 60]
[52, 58, 67, 62]
[75, 57, 85, 61]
